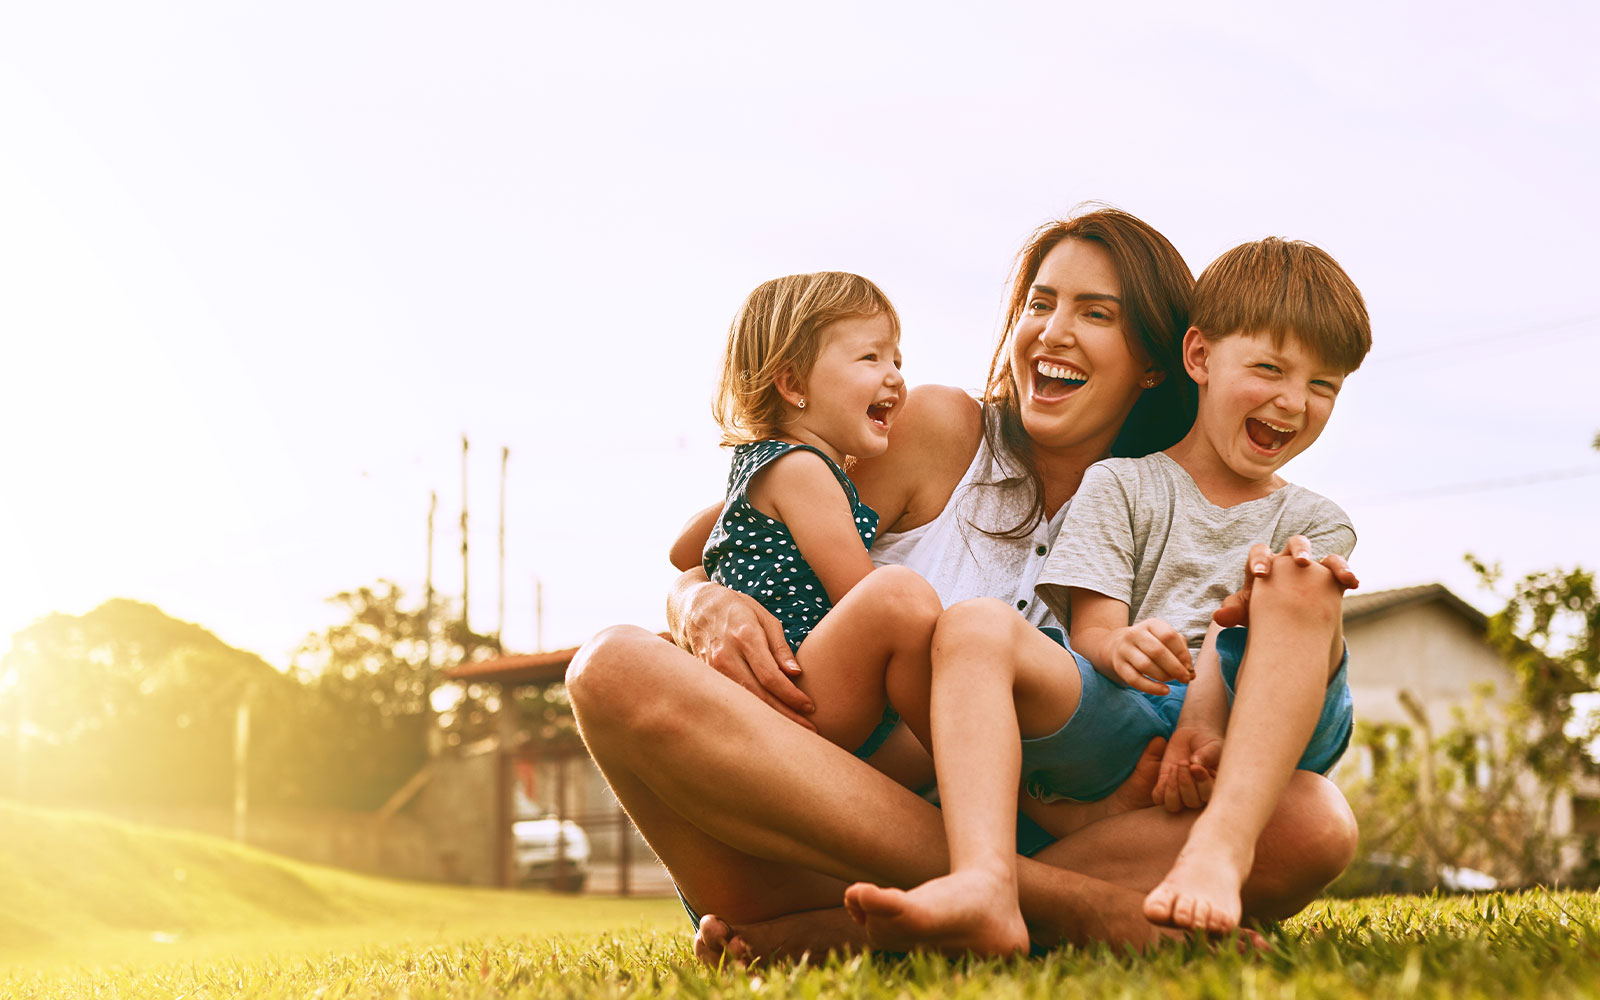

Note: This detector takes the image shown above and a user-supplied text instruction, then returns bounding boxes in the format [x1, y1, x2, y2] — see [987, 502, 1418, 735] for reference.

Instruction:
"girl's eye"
[861, 353, 878, 362]
[1255, 363, 1281, 373]
[1313, 379, 1339, 392]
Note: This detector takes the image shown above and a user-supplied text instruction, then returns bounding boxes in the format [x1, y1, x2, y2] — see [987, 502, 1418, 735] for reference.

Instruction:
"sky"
[2, 0, 1598, 668]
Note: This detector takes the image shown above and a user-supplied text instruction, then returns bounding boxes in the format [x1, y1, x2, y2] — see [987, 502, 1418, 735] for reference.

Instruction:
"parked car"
[511, 787, 590, 892]
[1333, 851, 1499, 896]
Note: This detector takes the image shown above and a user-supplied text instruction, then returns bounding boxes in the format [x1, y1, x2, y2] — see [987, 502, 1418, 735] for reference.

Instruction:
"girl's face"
[785, 312, 905, 464]
[1008, 239, 1152, 456]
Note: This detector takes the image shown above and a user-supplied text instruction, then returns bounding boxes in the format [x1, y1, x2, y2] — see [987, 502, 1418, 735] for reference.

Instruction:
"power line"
[1368, 313, 1599, 365]
[1351, 465, 1600, 504]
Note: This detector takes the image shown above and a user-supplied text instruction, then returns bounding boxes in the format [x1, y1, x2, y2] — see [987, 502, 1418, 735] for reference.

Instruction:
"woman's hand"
[1212, 537, 1360, 629]
[669, 570, 817, 731]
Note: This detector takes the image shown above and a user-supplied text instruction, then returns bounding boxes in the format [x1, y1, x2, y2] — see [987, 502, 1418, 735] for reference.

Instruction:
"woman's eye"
[1087, 309, 1111, 322]
[1027, 299, 1050, 313]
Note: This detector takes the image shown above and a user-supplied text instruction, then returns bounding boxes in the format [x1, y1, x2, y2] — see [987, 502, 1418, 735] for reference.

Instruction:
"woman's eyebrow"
[1074, 292, 1122, 304]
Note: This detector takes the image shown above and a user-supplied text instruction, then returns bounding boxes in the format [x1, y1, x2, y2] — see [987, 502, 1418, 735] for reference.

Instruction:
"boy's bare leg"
[845, 598, 1083, 955]
[791, 566, 942, 753]
[1144, 556, 1345, 932]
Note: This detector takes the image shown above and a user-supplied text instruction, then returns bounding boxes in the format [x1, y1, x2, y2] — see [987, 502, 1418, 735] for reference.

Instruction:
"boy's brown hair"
[712, 272, 900, 446]
[1191, 237, 1371, 372]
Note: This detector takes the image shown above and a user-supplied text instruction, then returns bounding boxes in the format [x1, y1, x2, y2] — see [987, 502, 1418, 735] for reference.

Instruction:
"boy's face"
[1184, 329, 1346, 483]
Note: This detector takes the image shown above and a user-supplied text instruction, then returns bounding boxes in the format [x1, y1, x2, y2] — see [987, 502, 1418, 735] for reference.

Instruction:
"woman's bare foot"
[1143, 838, 1254, 933]
[693, 908, 866, 965]
[843, 869, 1030, 957]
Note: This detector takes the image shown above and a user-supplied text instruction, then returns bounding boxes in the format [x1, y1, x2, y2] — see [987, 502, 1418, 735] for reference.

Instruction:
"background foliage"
[0, 583, 509, 812]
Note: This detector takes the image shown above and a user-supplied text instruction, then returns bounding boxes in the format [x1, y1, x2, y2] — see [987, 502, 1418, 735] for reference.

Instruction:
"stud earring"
[1140, 376, 1159, 389]
[797, 398, 806, 409]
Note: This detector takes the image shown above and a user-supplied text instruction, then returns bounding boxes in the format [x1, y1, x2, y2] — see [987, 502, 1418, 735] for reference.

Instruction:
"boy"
[842, 237, 1369, 951]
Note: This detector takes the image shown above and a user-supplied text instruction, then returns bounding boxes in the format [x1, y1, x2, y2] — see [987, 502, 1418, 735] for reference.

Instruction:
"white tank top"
[869, 407, 1069, 628]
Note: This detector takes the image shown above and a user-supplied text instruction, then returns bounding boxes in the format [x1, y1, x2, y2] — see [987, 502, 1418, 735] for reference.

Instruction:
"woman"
[567, 208, 1357, 958]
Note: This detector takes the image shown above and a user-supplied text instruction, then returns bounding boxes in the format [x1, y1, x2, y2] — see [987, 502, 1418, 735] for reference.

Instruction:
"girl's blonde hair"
[712, 272, 899, 446]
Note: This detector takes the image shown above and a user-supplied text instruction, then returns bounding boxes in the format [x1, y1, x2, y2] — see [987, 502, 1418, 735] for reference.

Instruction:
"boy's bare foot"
[693, 908, 866, 965]
[1143, 838, 1254, 933]
[843, 870, 1030, 957]
[1025, 737, 1167, 838]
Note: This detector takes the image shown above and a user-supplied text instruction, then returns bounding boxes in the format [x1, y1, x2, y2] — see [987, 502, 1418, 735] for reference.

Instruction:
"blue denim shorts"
[1021, 626, 1353, 803]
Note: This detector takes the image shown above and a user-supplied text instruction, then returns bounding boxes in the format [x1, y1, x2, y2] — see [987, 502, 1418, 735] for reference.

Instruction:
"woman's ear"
[1181, 327, 1210, 385]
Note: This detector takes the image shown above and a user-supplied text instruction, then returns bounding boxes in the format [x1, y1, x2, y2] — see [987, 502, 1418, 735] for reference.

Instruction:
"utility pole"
[535, 577, 544, 652]
[424, 490, 439, 756]
[498, 445, 509, 654]
[460, 435, 470, 635]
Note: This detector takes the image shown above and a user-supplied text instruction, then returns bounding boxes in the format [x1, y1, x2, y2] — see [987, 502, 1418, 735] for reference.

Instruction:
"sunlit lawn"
[5, 801, 1600, 998]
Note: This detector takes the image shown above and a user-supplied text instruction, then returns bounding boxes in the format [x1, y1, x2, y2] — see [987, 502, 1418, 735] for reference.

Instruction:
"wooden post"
[555, 755, 569, 891]
[461, 435, 470, 633]
[424, 491, 439, 757]
[496, 679, 519, 888]
[233, 700, 250, 842]
[618, 800, 632, 897]
[497, 446, 508, 654]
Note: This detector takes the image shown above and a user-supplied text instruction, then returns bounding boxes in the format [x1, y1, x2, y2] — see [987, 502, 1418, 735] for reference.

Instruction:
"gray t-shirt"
[1035, 452, 1355, 652]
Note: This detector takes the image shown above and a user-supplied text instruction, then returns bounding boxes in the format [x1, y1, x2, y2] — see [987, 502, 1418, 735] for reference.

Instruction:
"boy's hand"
[1105, 619, 1193, 695]
[1152, 724, 1223, 812]
[1213, 538, 1360, 628]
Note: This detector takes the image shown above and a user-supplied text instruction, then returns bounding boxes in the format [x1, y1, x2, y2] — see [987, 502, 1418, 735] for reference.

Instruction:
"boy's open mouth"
[868, 399, 896, 427]
[1245, 418, 1297, 452]
[1033, 360, 1087, 400]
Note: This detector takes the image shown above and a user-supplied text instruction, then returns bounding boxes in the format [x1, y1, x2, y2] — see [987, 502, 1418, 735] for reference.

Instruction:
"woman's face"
[1007, 238, 1152, 455]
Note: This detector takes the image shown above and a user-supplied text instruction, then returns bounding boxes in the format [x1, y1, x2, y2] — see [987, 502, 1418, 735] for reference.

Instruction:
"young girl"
[703, 272, 942, 758]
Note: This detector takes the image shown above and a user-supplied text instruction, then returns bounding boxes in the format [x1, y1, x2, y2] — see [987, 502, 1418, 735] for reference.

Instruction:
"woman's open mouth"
[1033, 360, 1087, 401]
[1245, 418, 1297, 453]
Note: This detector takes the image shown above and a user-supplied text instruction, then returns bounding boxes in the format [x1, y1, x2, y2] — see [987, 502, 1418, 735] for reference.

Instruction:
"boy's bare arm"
[1068, 588, 1194, 695]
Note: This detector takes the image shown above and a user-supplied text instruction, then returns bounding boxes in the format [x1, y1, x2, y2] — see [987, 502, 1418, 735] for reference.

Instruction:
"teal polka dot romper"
[703, 441, 899, 757]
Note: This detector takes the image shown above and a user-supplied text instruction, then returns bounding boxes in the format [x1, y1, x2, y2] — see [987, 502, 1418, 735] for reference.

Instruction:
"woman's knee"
[1249, 772, 1358, 916]
[566, 625, 676, 726]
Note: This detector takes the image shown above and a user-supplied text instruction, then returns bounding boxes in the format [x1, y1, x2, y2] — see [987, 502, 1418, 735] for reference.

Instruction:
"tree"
[1338, 560, 1600, 892]
[289, 581, 502, 808]
[0, 600, 301, 808]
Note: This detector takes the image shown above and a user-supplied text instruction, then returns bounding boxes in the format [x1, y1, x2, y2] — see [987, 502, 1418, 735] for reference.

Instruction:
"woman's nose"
[1041, 315, 1076, 348]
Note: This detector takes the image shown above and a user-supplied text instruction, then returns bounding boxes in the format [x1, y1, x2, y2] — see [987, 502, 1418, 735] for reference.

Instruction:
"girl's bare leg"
[1143, 556, 1348, 932]
[564, 625, 1173, 953]
[790, 566, 942, 753]
[846, 598, 1087, 955]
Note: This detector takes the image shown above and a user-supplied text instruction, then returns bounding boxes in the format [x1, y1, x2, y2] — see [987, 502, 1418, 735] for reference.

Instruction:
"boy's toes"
[1142, 884, 1177, 924]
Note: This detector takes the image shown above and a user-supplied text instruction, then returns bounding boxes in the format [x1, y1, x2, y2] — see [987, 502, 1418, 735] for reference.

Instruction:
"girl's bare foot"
[1143, 838, 1254, 933]
[843, 869, 1030, 957]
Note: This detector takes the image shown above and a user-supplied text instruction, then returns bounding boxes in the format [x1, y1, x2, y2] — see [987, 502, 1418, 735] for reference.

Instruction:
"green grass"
[4, 800, 1600, 998]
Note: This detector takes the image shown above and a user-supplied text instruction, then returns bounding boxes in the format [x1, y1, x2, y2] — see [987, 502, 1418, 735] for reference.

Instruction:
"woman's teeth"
[1036, 361, 1087, 383]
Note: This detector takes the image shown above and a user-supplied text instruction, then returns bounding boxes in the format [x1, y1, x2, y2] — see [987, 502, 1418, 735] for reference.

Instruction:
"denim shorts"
[1021, 626, 1353, 803]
